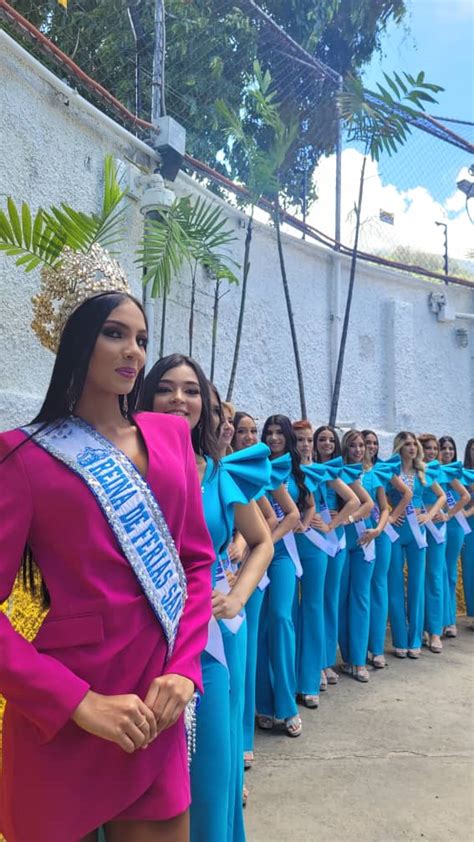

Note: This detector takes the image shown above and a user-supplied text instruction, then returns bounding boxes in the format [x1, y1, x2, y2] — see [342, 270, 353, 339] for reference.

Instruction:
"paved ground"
[245, 621, 473, 842]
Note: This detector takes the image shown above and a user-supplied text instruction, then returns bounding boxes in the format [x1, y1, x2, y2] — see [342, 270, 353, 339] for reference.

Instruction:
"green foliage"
[10, 0, 408, 208]
[138, 195, 239, 298]
[43, 155, 128, 252]
[0, 200, 64, 272]
[338, 71, 443, 160]
[217, 60, 299, 205]
[0, 155, 127, 272]
[0, 150, 237, 299]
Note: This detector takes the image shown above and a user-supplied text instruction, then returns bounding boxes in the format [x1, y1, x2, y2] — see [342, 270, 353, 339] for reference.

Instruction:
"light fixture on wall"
[138, 171, 175, 215]
[455, 327, 469, 348]
[457, 165, 474, 223]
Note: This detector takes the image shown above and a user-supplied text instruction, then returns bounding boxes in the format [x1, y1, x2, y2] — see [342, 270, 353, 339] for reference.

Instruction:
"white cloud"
[305, 149, 474, 266]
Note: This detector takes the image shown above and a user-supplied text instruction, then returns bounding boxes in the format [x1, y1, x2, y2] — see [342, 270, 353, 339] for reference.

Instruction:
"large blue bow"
[439, 460, 464, 485]
[220, 443, 272, 504]
[266, 452, 292, 491]
[301, 461, 330, 492]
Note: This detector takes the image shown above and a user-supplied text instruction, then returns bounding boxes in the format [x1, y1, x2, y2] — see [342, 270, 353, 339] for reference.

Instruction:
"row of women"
[0, 283, 473, 842]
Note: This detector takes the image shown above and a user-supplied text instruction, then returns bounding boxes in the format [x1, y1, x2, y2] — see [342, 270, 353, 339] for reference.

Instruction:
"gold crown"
[31, 244, 131, 353]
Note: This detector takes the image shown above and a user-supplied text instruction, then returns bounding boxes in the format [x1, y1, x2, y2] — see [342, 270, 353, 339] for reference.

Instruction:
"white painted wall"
[1, 34, 473, 456]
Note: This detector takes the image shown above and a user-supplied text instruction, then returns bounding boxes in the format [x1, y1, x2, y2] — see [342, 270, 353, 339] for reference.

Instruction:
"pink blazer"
[0, 412, 214, 841]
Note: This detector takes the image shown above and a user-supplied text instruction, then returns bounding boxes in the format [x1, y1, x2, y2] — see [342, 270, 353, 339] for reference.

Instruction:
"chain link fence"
[1, 0, 473, 283]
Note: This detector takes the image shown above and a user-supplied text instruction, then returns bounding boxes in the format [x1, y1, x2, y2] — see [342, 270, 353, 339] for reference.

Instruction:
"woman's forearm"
[230, 539, 273, 607]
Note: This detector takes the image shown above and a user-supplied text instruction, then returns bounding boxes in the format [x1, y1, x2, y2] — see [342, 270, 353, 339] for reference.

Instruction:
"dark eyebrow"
[103, 319, 147, 335]
[158, 378, 200, 386]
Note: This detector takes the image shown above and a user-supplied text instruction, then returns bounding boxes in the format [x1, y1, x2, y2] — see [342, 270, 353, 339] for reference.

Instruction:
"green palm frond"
[43, 154, 127, 253]
[186, 197, 237, 256]
[338, 72, 443, 160]
[137, 200, 191, 297]
[0, 156, 128, 276]
[0, 198, 65, 271]
[138, 195, 240, 298]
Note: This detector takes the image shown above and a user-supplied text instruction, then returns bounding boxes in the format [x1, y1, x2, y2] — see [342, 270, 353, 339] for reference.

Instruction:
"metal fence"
[1, 0, 473, 284]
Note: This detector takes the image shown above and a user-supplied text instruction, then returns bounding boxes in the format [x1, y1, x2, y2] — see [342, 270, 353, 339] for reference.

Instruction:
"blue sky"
[363, 0, 474, 123]
[305, 2, 473, 265]
[359, 0, 474, 205]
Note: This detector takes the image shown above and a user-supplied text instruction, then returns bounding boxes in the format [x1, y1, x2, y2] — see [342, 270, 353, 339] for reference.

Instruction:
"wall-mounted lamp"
[138, 172, 175, 215]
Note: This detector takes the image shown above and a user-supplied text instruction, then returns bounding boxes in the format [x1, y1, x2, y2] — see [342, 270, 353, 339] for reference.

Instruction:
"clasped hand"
[212, 588, 244, 620]
[309, 514, 331, 533]
[357, 527, 378, 546]
[72, 673, 194, 754]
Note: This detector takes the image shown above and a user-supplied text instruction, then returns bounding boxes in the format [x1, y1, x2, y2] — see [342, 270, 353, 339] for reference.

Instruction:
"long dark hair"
[439, 435, 457, 462]
[35, 291, 147, 423]
[361, 429, 379, 465]
[209, 381, 224, 441]
[141, 353, 220, 464]
[464, 437, 474, 469]
[8, 291, 147, 606]
[313, 425, 341, 462]
[261, 413, 309, 511]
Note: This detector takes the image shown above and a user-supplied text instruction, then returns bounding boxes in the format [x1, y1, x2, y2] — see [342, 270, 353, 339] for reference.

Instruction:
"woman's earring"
[122, 394, 129, 417]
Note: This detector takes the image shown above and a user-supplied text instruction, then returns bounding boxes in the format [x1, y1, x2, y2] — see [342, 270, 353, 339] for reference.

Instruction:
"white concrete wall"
[1, 34, 473, 457]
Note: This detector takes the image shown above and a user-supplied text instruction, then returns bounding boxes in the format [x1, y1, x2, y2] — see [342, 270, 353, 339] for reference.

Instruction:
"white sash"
[214, 557, 245, 634]
[303, 527, 338, 557]
[257, 572, 270, 591]
[24, 417, 186, 656]
[446, 488, 472, 535]
[354, 521, 376, 562]
[271, 497, 303, 577]
[308, 503, 340, 557]
[422, 505, 447, 544]
[205, 617, 227, 666]
[405, 503, 428, 549]
[372, 504, 399, 544]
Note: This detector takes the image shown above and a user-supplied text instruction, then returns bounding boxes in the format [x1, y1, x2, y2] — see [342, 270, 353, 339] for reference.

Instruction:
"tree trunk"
[274, 199, 307, 419]
[188, 261, 198, 357]
[210, 278, 221, 381]
[159, 289, 167, 358]
[329, 154, 367, 426]
[226, 210, 253, 401]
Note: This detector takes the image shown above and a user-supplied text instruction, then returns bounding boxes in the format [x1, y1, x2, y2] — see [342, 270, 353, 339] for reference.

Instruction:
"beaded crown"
[31, 244, 131, 353]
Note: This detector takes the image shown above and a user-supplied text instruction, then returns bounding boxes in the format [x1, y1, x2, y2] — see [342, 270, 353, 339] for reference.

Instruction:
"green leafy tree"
[328, 70, 443, 425]
[9, 0, 407, 206]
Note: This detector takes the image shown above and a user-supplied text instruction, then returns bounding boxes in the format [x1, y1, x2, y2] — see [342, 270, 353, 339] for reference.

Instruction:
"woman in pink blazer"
[0, 291, 214, 842]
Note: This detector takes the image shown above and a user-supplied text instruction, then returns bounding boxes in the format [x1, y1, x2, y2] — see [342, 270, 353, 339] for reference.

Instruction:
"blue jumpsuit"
[243, 454, 292, 755]
[366, 456, 401, 658]
[422, 461, 446, 638]
[387, 470, 436, 651]
[256, 470, 308, 721]
[295, 462, 331, 696]
[190, 444, 270, 842]
[461, 468, 474, 618]
[338, 462, 376, 667]
[439, 461, 467, 627]
[318, 457, 349, 670]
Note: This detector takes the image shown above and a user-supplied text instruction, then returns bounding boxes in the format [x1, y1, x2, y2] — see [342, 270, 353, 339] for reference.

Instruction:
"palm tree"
[219, 62, 306, 416]
[138, 194, 239, 357]
[0, 156, 239, 363]
[328, 71, 443, 426]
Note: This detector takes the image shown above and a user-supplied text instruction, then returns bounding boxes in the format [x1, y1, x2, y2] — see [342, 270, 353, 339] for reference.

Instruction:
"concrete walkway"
[245, 622, 473, 842]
